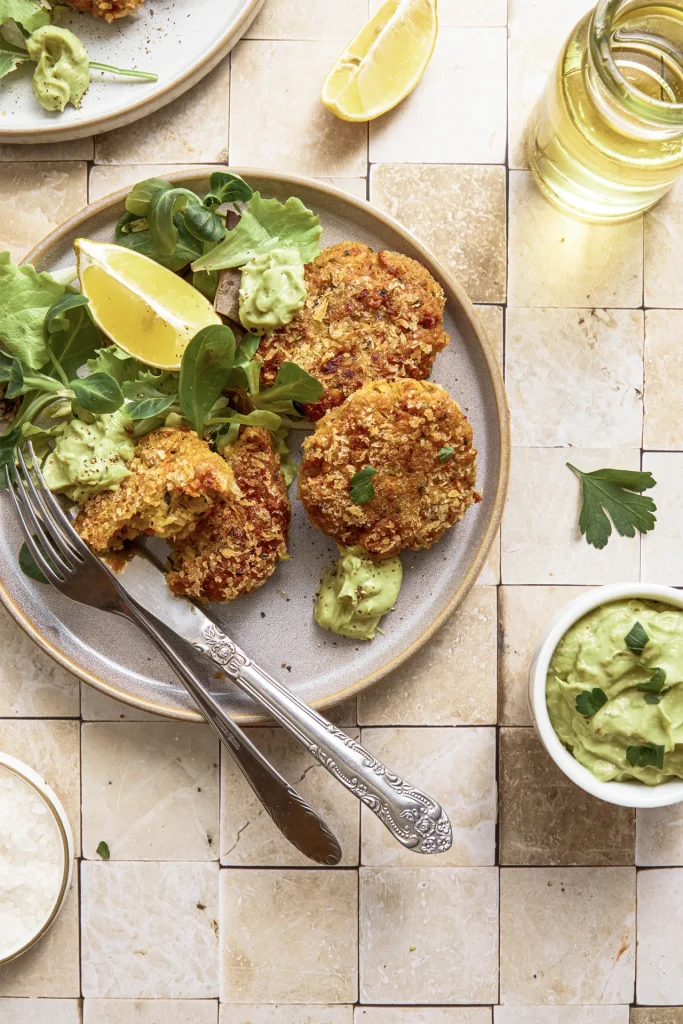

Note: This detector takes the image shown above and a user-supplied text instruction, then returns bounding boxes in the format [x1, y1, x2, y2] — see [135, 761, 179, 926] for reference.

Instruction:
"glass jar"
[527, 0, 683, 222]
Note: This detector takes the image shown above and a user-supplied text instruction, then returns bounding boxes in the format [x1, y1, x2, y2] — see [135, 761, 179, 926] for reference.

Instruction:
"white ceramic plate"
[1, 170, 509, 722]
[0, 0, 263, 142]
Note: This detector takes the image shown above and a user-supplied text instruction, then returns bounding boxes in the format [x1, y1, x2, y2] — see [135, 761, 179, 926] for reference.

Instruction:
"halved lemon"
[75, 239, 221, 371]
[321, 0, 438, 123]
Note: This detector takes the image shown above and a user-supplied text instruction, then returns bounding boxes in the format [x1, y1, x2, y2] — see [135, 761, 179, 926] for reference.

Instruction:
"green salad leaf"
[0, 424, 22, 481]
[115, 211, 203, 272]
[122, 377, 176, 420]
[124, 177, 174, 218]
[0, 252, 65, 369]
[70, 372, 124, 414]
[44, 292, 102, 380]
[179, 324, 236, 436]
[253, 361, 323, 415]
[87, 345, 138, 384]
[203, 170, 253, 211]
[148, 187, 216, 256]
[19, 539, 49, 584]
[0, 0, 50, 32]
[183, 201, 224, 244]
[191, 193, 322, 272]
[0, 37, 30, 79]
[567, 463, 657, 549]
[6, 358, 25, 399]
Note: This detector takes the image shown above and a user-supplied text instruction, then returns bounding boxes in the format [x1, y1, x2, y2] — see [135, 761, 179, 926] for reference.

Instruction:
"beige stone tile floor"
[0, 0, 682, 1016]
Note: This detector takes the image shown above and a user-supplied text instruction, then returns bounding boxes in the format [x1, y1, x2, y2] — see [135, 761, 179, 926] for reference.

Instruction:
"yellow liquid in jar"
[527, 3, 683, 222]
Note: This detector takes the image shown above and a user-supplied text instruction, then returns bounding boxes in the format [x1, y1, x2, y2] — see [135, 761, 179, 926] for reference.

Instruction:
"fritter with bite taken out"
[167, 427, 290, 603]
[299, 379, 480, 560]
[256, 242, 450, 420]
[75, 427, 237, 552]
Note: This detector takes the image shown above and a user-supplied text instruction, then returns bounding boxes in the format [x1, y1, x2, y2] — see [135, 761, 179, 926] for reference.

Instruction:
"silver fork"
[6, 443, 342, 867]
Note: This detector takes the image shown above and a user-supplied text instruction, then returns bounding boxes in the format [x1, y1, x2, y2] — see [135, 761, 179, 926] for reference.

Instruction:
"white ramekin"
[529, 582, 683, 809]
[0, 751, 74, 965]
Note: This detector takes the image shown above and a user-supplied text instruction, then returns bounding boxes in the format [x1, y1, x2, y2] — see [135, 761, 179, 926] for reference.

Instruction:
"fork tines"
[5, 442, 87, 586]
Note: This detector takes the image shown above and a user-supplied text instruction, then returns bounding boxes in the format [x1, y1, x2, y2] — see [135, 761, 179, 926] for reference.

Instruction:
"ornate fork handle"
[195, 622, 453, 854]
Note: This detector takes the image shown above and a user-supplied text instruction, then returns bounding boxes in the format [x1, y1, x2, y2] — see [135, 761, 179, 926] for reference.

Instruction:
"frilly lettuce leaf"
[191, 192, 322, 272]
[0, 252, 65, 370]
[0, 0, 49, 33]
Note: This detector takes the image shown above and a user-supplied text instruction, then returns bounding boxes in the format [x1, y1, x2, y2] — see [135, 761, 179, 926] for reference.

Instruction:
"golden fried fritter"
[167, 427, 290, 603]
[61, 0, 143, 21]
[256, 242, 450, 420]
[299, 379, 479, 560]
[75, 428, 237, 553]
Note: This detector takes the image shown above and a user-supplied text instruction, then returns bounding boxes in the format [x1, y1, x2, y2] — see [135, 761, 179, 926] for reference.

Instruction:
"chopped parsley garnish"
[624, 621, 649, 655]
[637, 667, 671, 705]
[575, 687, 608, 717]
[626, 743, 665, 770]
[350, 466, 376, 505]
[567, 464, 657, 549]
[96, 840, 111, 860]
[637, 668, 668, 693]
[437, 446, 455, 463]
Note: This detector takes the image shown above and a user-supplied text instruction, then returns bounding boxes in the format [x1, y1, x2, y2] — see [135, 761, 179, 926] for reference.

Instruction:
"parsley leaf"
[350, 466, 376, 505]
[575, 687, 608, 717]
[637, 667, 668, 693]
[626, 743, 665, 770]
[96, 840, 110, 860]
[625, 621, 649, 655]
[567, 463, 657, 549]
[438, 446, 455, 463]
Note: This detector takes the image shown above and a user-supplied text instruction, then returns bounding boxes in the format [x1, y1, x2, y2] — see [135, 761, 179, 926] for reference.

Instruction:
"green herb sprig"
[568, 464, 657, 549]
[575, 687, 608, 717]
[625, 621, 649, 655]
[350, 467, 377, 505]
[626, 743, 665, 770]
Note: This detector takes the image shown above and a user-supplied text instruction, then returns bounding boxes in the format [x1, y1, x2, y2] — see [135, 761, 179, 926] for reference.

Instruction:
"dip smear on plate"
[546, 598, 683, 785]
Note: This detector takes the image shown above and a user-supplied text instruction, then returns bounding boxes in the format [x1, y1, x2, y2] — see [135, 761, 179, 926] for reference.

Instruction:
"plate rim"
[8, 168, 510, 723]
[0, 0, 264, 143]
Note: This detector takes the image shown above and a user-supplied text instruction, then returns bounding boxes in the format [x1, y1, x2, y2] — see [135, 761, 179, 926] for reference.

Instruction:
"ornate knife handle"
[195, 623, 453, 855]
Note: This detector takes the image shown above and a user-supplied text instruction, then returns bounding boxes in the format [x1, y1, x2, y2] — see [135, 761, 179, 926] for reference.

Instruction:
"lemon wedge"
[321, 0, 438, 123]
[75, 239, 221, 371]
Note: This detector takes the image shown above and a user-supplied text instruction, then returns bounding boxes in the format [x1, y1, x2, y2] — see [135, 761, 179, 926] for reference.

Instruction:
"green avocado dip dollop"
[27, 26, 91, 112]
[42, 410, 134, 502]
[546, 598, 683, 785]
[314, 546, 403, 641]
[239, 246, 306, 334]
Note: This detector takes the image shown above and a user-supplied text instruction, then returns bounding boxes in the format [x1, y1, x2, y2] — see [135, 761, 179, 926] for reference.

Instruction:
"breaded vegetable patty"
[256, 242, 449, 420]
[75, 428, 236, 552]
[299, 379, 479, 559]
[61, 0, 143, 20]
[167, 428, 290, 603]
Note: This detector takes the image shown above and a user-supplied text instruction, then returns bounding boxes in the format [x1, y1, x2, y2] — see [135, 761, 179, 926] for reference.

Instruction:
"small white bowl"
[0, 752, 74, 965]
[529, 582, 683, 809]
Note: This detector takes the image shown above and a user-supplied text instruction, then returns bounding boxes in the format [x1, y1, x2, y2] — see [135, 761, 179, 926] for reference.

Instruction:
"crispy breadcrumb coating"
[299, 379, 480, 560]
[60, 0, 144, 21]
[256, 242, 450, 420]
[75, 428, 237, 553]
[167, 427, 290, 603]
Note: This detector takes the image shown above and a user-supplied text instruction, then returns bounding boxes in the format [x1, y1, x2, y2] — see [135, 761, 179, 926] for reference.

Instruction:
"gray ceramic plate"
[0, 0, 263, 142]
[1, 171, 509, 722]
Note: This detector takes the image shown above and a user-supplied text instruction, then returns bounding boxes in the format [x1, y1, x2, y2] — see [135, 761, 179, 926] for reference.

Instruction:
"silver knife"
[117, 550, 453, 855]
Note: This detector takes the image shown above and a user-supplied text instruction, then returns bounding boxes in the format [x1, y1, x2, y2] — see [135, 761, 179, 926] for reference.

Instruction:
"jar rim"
[591, 0, 683, 126]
